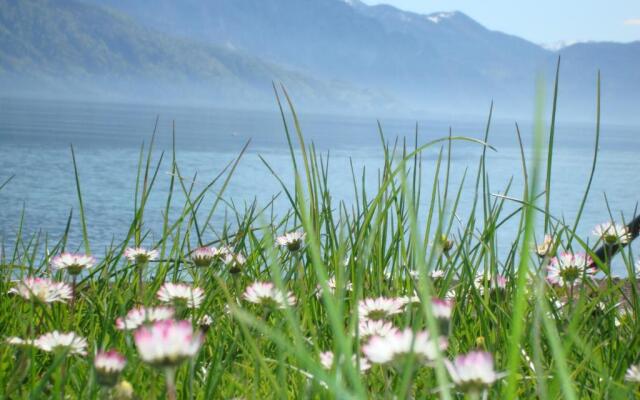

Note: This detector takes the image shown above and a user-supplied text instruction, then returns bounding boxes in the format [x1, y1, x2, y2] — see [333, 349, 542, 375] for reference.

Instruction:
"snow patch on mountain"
[541, 40, 585, 51]
[426, 12, 455, 24]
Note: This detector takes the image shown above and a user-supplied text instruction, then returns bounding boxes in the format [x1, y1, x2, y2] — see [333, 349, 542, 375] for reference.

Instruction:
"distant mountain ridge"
[0, 0, 386, 111]
[84, 0, 547, 106]
[1, 0, 639, 121]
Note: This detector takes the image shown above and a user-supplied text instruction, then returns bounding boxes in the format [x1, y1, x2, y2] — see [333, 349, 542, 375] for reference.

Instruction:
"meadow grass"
[1, 74, 640, 399]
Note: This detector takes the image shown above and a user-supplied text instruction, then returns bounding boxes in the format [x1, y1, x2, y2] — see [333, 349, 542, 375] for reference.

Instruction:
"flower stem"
[71, 275, 77, 323]
[164, 367, 176, 400]
[138, 262, 146, 303]
[59, 357, 67, 400]
[467, 390, 481, 400]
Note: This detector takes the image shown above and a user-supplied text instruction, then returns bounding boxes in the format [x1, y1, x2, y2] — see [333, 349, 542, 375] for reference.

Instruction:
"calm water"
[1, 98, 639, 274]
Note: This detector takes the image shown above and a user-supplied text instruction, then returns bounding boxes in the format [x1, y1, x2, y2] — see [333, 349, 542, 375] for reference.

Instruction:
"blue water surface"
[1, 98, 638, 275]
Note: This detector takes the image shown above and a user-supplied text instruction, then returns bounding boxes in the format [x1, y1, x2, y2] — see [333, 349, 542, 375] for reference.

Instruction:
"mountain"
[82, 0, 542, 112]
[1, 0, 639, 121]
[555, 41, 640, 105]
[0, 0, 386, 111]
[80, 0, 640, 120]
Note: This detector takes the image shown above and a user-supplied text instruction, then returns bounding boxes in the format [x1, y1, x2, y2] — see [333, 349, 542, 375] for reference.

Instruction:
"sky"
[361, 0, 640, 45]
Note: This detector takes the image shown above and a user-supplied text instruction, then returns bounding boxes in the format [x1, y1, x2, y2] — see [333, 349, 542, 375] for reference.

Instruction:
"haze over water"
[1, 98, 638, 274]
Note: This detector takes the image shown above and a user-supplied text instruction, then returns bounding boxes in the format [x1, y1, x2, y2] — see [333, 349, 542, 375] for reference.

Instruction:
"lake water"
[1, 98, 639, 275]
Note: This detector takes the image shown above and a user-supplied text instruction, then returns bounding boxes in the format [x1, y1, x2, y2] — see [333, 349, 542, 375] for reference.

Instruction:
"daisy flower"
[547, 252, 595, 288]
[615, 306, 632, 327]
[197, 314, 214, 331]
[94, 350, 126, 387]
[319, 351, 370, 372]
[6, 337, 35, 347]
[431, 269, 446, 280]
[9, 277, 73, 303]
[543, 297, 570, 322]
[134, 320, 203, 368]
[276, 231, 306, 252]
[474, 274, 507, 294]
[593, 222, 631, 245]
[358, 297, 406, 320]
[51, 253, 96, 275]
[157, 283, 205, 309]
[124, 247, 158, 264]
[625, 364, 640, 383]
[444, 289, 457, 301]
[446, 351, 500, 393]
[535, 234, 555, 257]
[315, 277, 353, 298]
[494, 275, 508, 289]
[430, 298, 454, 320]
[319, 351, 334, 369]
[399, 293, 421, 307]
[216, 245, 233, 255]
[243, 282, 296, 309]
[362, 328, 448, 364]
[224, 252, 246, 274]
[357, 319, 397, 340]
[113, 380, 134, 399]
[328, 276, 353, 293]
[34, 331, 88, 356]
[191, 246, 230, 267]
[410, 269, 446, 280]
[115, 306, 175, 330]
[191, 247, 217, 267]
